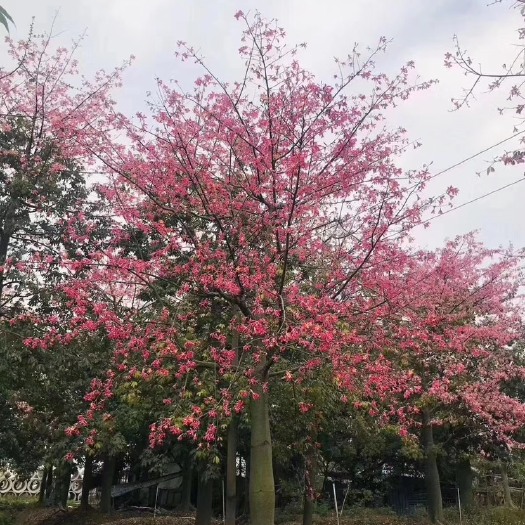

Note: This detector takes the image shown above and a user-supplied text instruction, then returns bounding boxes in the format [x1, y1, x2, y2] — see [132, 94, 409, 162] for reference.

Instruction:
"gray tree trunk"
[500, 461, 515, 508]
[45, 464, 53, 501]
[302, 439, 318, 525]
[38, 467, 48, 506]
[196, 473, 213, 525]
[456, 458, 474, 511]
[249, 374, 275, 525]
[100, 456, 115, 514]
[180, 455, 193, 511]
[225, 418, 238, 525]
[80, 455, 94, 511]
[422, 410, 444, 523]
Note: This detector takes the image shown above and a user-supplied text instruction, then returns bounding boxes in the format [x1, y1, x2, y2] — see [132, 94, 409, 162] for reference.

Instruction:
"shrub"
[464, 506, 525, 525]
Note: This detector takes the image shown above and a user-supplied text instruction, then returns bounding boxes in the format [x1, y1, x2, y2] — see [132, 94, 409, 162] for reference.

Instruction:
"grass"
[4, 501, 525, 525]
[0, 498, 38, 525]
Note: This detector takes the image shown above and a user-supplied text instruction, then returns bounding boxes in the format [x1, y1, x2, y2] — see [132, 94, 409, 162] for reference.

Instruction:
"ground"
[9, 507, 424, 525]
[13, 508, 209, 525]
[8, 505, 525, 525]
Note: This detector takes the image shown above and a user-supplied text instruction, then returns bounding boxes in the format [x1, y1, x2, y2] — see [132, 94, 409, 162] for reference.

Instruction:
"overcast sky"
[5, 0, 525, 251]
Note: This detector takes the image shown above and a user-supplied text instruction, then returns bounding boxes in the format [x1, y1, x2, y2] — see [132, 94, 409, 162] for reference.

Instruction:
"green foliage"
[0, 498, 38, 512]
[460, 506, 525, 525]
[276, 501, 525, 525]
[0, 5, 13, 32]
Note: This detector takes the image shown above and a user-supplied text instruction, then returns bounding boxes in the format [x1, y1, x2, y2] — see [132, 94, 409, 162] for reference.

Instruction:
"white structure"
[0, 469, 83, 501]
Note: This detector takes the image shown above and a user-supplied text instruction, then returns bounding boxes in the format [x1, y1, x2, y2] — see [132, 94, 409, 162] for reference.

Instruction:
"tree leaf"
[0, 5, 14, 32]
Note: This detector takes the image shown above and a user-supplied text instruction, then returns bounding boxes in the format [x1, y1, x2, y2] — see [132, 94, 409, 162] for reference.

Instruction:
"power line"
[380, 131, 525, 241]
[386, 175, 525, 242]
[425, 130, 525, 184]
[356, 131, 525, 240]
[419, 176, 525, 226]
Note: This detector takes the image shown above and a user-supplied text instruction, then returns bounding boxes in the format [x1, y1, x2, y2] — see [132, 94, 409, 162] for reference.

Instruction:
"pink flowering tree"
[44, 11, 460, 525]
[352, 235, 524, 522]
[0, 26, 129, 504]
[0, 26, 129, 320]
[446, 1, 525, 166]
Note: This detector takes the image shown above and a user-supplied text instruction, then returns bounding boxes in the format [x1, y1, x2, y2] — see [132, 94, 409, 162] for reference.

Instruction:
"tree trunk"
[249, 377, 275, 525]
[500, 461, 515, 508]
[52, 462, 72, 508]
[59, 464, 72, 508]
[243, 455, 250, 517]
[0, 232, 11, 309]
[302, 442, 318, 525]
[225, 322, 239, 525]
[100, 456, 115, 514]
[196, 473, 213, 525]
[45, 464, 53, 500]
[303, 494, 315, 525]
[225, 418, 238, 525]
[422, 410, 443, 523]
[38, 467, 48, 506]
[80, 455, 94, 511]
[180, 455, 193, 511]
[456, 458, 474, 511]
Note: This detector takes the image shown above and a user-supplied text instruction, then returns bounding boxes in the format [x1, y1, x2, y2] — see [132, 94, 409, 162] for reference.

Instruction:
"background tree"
[356, 235, 524, 522]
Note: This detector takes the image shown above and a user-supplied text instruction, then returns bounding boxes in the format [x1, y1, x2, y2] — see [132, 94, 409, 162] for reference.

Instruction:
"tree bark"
[500, 461, 515, 508]
[100, 456, 115, 514]
[0, 231, 11, 310]
[80, 455, 94, 511]
[456, 458, 474, 511]
[38, 467, 48, 506]
[225, 322, 239, 525]
[243, 455, 250, 517]
[422, 410, 443, 523]
[303, 494, 315, 525]
[196, 473, 213, 525]
[302, 442, 318, 525]
[52, 462, 72, 508]
[45, 465, 53, 500]
[249, 376, 275, 525]
[225, 418, 238, 525]
[59, 464, 72, 508]
[180, 454, 193, 511]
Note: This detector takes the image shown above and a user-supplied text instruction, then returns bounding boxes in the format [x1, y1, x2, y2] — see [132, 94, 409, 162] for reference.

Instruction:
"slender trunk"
[45, 465, 53, 500]
[52, 466, 61, 507]
[243, 455, 250, 517]
[225, 419, 238, 525]
[38, 467, 48, 506]
[225, 322, 239, 525]
[52, 462, 71, 508]
[100, 456, 115, 514]
[456, 458, 474, 511]
[249, 376, 275, 525]
[422, 410, 443, 523]
[500, 461, 515, 508]
[196, 473, 213, 525]
[0, 232, 10, 310]
[80, 455, 94, 511]
[180, 455, 193, 511]
[302, 442, 318, 525]
[303, 495, 315, 525]
[59, 464, 72, 508]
